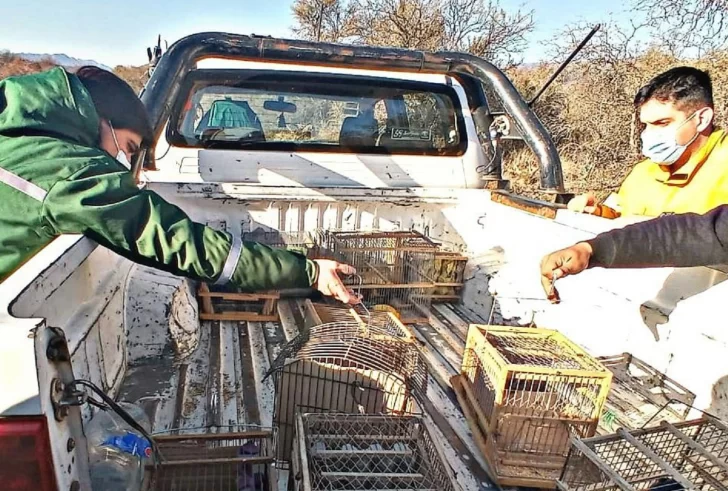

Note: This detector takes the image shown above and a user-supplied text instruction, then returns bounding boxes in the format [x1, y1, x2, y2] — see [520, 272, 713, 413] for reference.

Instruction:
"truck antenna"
[528, 24, 601, 107]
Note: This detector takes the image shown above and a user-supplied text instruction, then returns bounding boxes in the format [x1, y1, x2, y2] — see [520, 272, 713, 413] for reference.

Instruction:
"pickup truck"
[0, 32, 726, 491]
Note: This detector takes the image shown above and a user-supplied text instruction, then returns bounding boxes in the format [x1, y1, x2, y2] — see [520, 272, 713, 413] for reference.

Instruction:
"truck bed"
[113, 266, 494, 491]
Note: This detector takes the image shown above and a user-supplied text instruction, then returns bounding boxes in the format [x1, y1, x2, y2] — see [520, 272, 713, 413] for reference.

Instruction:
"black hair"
[75, 66, 153, 144]
[634, 66, 713, 111]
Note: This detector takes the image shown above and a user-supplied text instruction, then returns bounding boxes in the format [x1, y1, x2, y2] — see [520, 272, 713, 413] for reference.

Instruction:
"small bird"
[649, 477, 684, 491]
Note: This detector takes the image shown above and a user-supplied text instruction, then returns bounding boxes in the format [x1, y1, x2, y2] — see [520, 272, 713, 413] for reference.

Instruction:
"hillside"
[0, 52, 148, 93]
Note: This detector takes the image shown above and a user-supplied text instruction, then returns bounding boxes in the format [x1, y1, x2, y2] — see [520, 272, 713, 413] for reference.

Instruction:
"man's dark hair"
[634, 66, 713, 111]
[75, 66, 153, 144]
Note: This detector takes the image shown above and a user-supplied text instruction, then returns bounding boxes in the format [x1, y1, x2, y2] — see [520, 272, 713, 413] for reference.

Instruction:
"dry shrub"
[503, 44, 728, 200]
[112, 65, 148, 94]
[0, 52, 57, 79]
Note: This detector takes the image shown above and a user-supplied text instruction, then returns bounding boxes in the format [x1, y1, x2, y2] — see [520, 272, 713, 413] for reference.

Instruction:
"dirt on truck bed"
[114, 266, 495, 491]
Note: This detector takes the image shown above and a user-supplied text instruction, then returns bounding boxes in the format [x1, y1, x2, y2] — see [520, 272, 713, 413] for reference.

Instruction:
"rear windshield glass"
[169, 70, 467, 156]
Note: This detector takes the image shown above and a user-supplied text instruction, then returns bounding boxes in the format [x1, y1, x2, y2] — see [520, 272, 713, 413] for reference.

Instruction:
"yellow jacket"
[597, 129, 728, 218]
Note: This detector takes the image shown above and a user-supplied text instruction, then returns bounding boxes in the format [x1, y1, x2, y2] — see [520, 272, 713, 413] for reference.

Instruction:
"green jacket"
[0, 67, 317, 288]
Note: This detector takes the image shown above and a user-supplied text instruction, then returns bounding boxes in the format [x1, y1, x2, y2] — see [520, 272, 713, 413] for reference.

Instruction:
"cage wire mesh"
[323, 231, 437, 322]
[558, 417, 728, 491]
[148, 425, 275, 491]
[292, 413, 457, 491]
[266, 309, 428, 467]
[596, 354, 696, 435]
[460, 326, 612, 486]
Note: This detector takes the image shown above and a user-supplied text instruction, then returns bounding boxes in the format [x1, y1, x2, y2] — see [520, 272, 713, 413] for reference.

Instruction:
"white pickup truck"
[0, 32, 725, 491]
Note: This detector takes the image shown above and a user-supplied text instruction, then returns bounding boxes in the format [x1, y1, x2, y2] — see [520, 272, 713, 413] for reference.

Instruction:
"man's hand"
[539, 242, 593, 303]
[313, 259, 361, 304]
[567, 193, 599, 214]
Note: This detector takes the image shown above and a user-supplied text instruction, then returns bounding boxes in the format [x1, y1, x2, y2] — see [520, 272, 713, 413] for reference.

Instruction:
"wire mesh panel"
[597, 354, 696, 435]
[309, 303, 414, 342]
[460, 325, 612, 488]
[149, 428, 275, 491]
[292, 413, 457, 491]
[324, 231, 437, 323]
[558, 417, 728, 491]
[269, 320, 428, 467]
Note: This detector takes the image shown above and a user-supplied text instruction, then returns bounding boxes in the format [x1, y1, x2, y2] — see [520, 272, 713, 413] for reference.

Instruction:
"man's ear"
[697, 107, 715, 133]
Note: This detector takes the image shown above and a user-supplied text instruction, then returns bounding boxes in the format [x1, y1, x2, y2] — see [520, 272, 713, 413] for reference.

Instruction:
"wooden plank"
[278, 300, 300, 342]
[419, 294, 462, 300]
[460, 377, 494, 439]
[247, 322, 274, 427]
[435, 253, 469, 262]
[198, 291, 280, 300]
[450, 375, 498, 484]
[498, 475, 558, 489]
[198, 283, 214, 314]
[400, 317, 429, 325]
[424, 311, 465, 356]
[262, 298, 277, 315]
[200, 312, 279, 322]
[500, 459, 564, 471]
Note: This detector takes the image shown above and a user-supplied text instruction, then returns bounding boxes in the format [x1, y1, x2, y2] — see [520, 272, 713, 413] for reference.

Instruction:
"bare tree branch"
[291, 0, 534, 66]
[634, 0, 728, 53]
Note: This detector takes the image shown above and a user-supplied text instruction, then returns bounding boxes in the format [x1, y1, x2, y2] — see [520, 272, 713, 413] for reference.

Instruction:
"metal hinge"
[50, 378, 87, 422]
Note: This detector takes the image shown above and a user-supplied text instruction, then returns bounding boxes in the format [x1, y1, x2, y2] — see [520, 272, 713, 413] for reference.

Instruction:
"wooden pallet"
[197, 283, 280, 322]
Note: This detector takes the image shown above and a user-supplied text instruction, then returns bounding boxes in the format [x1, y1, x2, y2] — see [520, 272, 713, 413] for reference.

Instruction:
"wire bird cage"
[267, 312, 428, 467]
[323, 231, 437, 323]
[557, 417, 728, 491]
[459, 325, 612, 488]
[291, 413, 458, 491]
[148, 427, 275, 491]
[596, 354, 696, 435]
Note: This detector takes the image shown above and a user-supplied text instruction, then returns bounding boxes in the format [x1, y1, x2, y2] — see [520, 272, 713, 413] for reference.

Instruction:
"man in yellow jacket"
[569, 67, 728, 218]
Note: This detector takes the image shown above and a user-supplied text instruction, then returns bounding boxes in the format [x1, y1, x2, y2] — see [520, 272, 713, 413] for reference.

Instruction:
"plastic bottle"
[86, 402, 152, 491]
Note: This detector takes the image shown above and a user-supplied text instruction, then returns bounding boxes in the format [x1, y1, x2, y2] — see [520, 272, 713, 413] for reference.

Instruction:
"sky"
[0, 0, 629, 67]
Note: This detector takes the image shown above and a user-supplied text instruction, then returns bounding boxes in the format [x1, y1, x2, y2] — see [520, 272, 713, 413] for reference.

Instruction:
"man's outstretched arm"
[540, 205, 728, 301]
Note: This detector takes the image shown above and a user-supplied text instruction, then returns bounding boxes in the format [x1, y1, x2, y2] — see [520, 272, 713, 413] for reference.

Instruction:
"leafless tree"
[634, 0, 728, 53]
[291, 0, 357, 42]
[442, 0, 534, 68]
[350, 0, 445, 50]
[291, 0, 534, 67]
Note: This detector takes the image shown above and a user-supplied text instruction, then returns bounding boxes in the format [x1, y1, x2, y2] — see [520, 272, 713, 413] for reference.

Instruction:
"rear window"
[168, 70, 467, 156]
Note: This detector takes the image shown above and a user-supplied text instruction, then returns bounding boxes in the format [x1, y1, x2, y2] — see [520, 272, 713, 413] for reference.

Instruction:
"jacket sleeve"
[41, 161, 317, 291]
[587, 205, 728, 268]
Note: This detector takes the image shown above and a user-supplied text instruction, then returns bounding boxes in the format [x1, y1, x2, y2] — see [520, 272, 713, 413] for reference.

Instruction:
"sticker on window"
[390, 128, 432, 141]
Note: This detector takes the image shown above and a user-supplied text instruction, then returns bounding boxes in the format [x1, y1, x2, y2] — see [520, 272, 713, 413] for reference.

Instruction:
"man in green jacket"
[0, 66, 358, 303]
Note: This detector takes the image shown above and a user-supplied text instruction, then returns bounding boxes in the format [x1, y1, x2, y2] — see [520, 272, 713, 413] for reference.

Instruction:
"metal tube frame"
[138, 32, 564, 192]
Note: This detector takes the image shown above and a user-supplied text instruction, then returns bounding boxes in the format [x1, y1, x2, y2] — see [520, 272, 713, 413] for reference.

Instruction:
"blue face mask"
[641, 112, 700, 165]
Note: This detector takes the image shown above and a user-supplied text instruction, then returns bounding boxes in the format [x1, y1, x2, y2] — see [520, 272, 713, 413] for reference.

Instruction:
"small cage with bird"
[323, 230, 438, 323]
[557, 416, 728, 491]
[458, 325, 613, 488]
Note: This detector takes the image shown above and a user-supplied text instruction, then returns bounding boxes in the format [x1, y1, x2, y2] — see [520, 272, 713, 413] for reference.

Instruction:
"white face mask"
[641, 112, 700, 165]
[109, 121, 131, 169]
